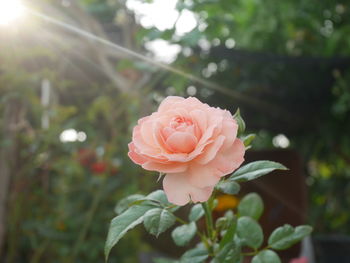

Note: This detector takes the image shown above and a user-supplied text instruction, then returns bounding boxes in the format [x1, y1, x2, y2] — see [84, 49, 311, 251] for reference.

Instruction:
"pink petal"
[163, 173, 213, 205]
[166, 131, 198, 153]
[158, 96, 185, 112]
[159, 152, 190, 162]
[142, 161, 187, 173]
[191, 186, 214, 203]
[140, 119, 158, 147]
[188, 162, 221, 188]
[132, 125, 160, 156]
[184, 97, 209, 110]
[162, 127, 175, 139]
[210, 138, 245, 176]
[190, 109, 207, 138]
[197, 123, 217, 146]
[188, 138, 245, 187]
[221, 117, 238, 150]
[195, 135, 225, 164]
[128, 143, 148, 165]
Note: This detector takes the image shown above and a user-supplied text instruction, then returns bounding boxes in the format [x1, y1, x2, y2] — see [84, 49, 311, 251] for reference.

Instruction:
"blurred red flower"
[77, 148, 96, 167]
[90, 162, 108, 174]
[289, 257, 308, 263]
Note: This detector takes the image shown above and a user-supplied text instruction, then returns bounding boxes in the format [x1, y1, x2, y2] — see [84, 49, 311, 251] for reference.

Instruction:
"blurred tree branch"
[36, 1, 153, 97]
[0, 101, 26, 259]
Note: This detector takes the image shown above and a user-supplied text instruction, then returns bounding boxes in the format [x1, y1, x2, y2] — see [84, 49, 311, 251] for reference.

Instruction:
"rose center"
[169, 117, 193, 132]
[162, 117, 197, 153]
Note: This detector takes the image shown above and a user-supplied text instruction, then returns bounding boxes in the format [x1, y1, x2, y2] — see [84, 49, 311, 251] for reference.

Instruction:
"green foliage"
[268, 225, 313, 250]
[106, 159, 312, 262]
[107, 170, 311, 261]
[143, 208, 176, 237]
[233, 108, 246, 135]
[171, 222, 197, 246]
[105, 204, 156, 260]
[105, 190, 180, 259]
[252, 250, 281, 263]
[229, 161, 288, 182]
[212, 241, 240, 263]
[236, 216, 264, 249]
[216, 180, 240, 195]
[154, 258, 179, 263]
[237, 193, 264, 220]
[188, 204, 205, 222]
[179, 244, 209, 263]
[218, 212, 237, 249]
[242, 133, 256, 149]
[114, 194, 145, 215]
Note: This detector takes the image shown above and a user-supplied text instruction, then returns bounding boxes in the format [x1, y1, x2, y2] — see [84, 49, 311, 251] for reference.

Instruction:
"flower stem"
[202, 201, 214, 241]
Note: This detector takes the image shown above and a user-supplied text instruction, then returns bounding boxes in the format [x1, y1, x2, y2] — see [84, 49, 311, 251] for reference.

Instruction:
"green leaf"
[268, 225, 313, 250]
[215, 217, 228, 230]
[189, 204, 205, 222]
[229, 161, 288, 182]
[212, 241, 240, 263]
[144, 190, 180, 212]
[293, 225, 313, 240]
[219, 214, 237, 249]
[218, 210, 235, 236]
[105, 204, 154, 260]
[238, 193, 264, 220]
[216, 180, 241, 195]
[236, 216, 263, 249]
[242, 133, 256, 147]
[180, 244, 209, 263]
[171, 222, 197, 246]
[147, 190, 171, 206]
[251, 250, 281, 263]
[268, 224, 294, 249]
[143, 208, 176, 237]
[114, 194, 145, 215]
[212, 198, 218, 210]
[233, 108, 246, 135]
[224, 210, 235, 220]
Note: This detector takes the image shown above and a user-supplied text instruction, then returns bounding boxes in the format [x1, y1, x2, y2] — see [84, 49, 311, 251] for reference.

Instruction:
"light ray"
[23, 5, 294, 119]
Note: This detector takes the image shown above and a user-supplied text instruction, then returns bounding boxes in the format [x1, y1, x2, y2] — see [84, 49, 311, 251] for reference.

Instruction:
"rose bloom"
[128, 96, 245, 205]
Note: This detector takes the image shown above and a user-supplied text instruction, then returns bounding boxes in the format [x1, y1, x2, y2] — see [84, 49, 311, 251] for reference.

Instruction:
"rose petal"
[195, 135, 225, 164]
[133, 125, 160, 156]
[188, 162, 221, 188]
[166, 131, 198, 153]
[140, 119, 158, 148]
[128, 143, 148, 165]
[163, 173, 213, 205]
[210, 138, 245, 176]
[142, 161, 187, 173]
[191, 186, 214, 203]
[221, 115, 238, 150]
[158, 96, 185, 112]
[190, 109, 207, 138]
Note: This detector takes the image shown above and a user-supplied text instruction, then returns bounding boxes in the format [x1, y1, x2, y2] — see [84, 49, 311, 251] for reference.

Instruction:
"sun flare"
[0, 0, 25, 26]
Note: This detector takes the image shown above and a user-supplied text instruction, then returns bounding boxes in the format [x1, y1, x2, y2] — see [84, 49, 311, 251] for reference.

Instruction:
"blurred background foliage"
[0, 0, 349, 262]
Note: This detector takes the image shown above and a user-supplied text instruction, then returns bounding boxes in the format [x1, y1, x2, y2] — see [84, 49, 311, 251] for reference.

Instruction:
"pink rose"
[289, 257, 308, 263]
[128, 96, 245, 205]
